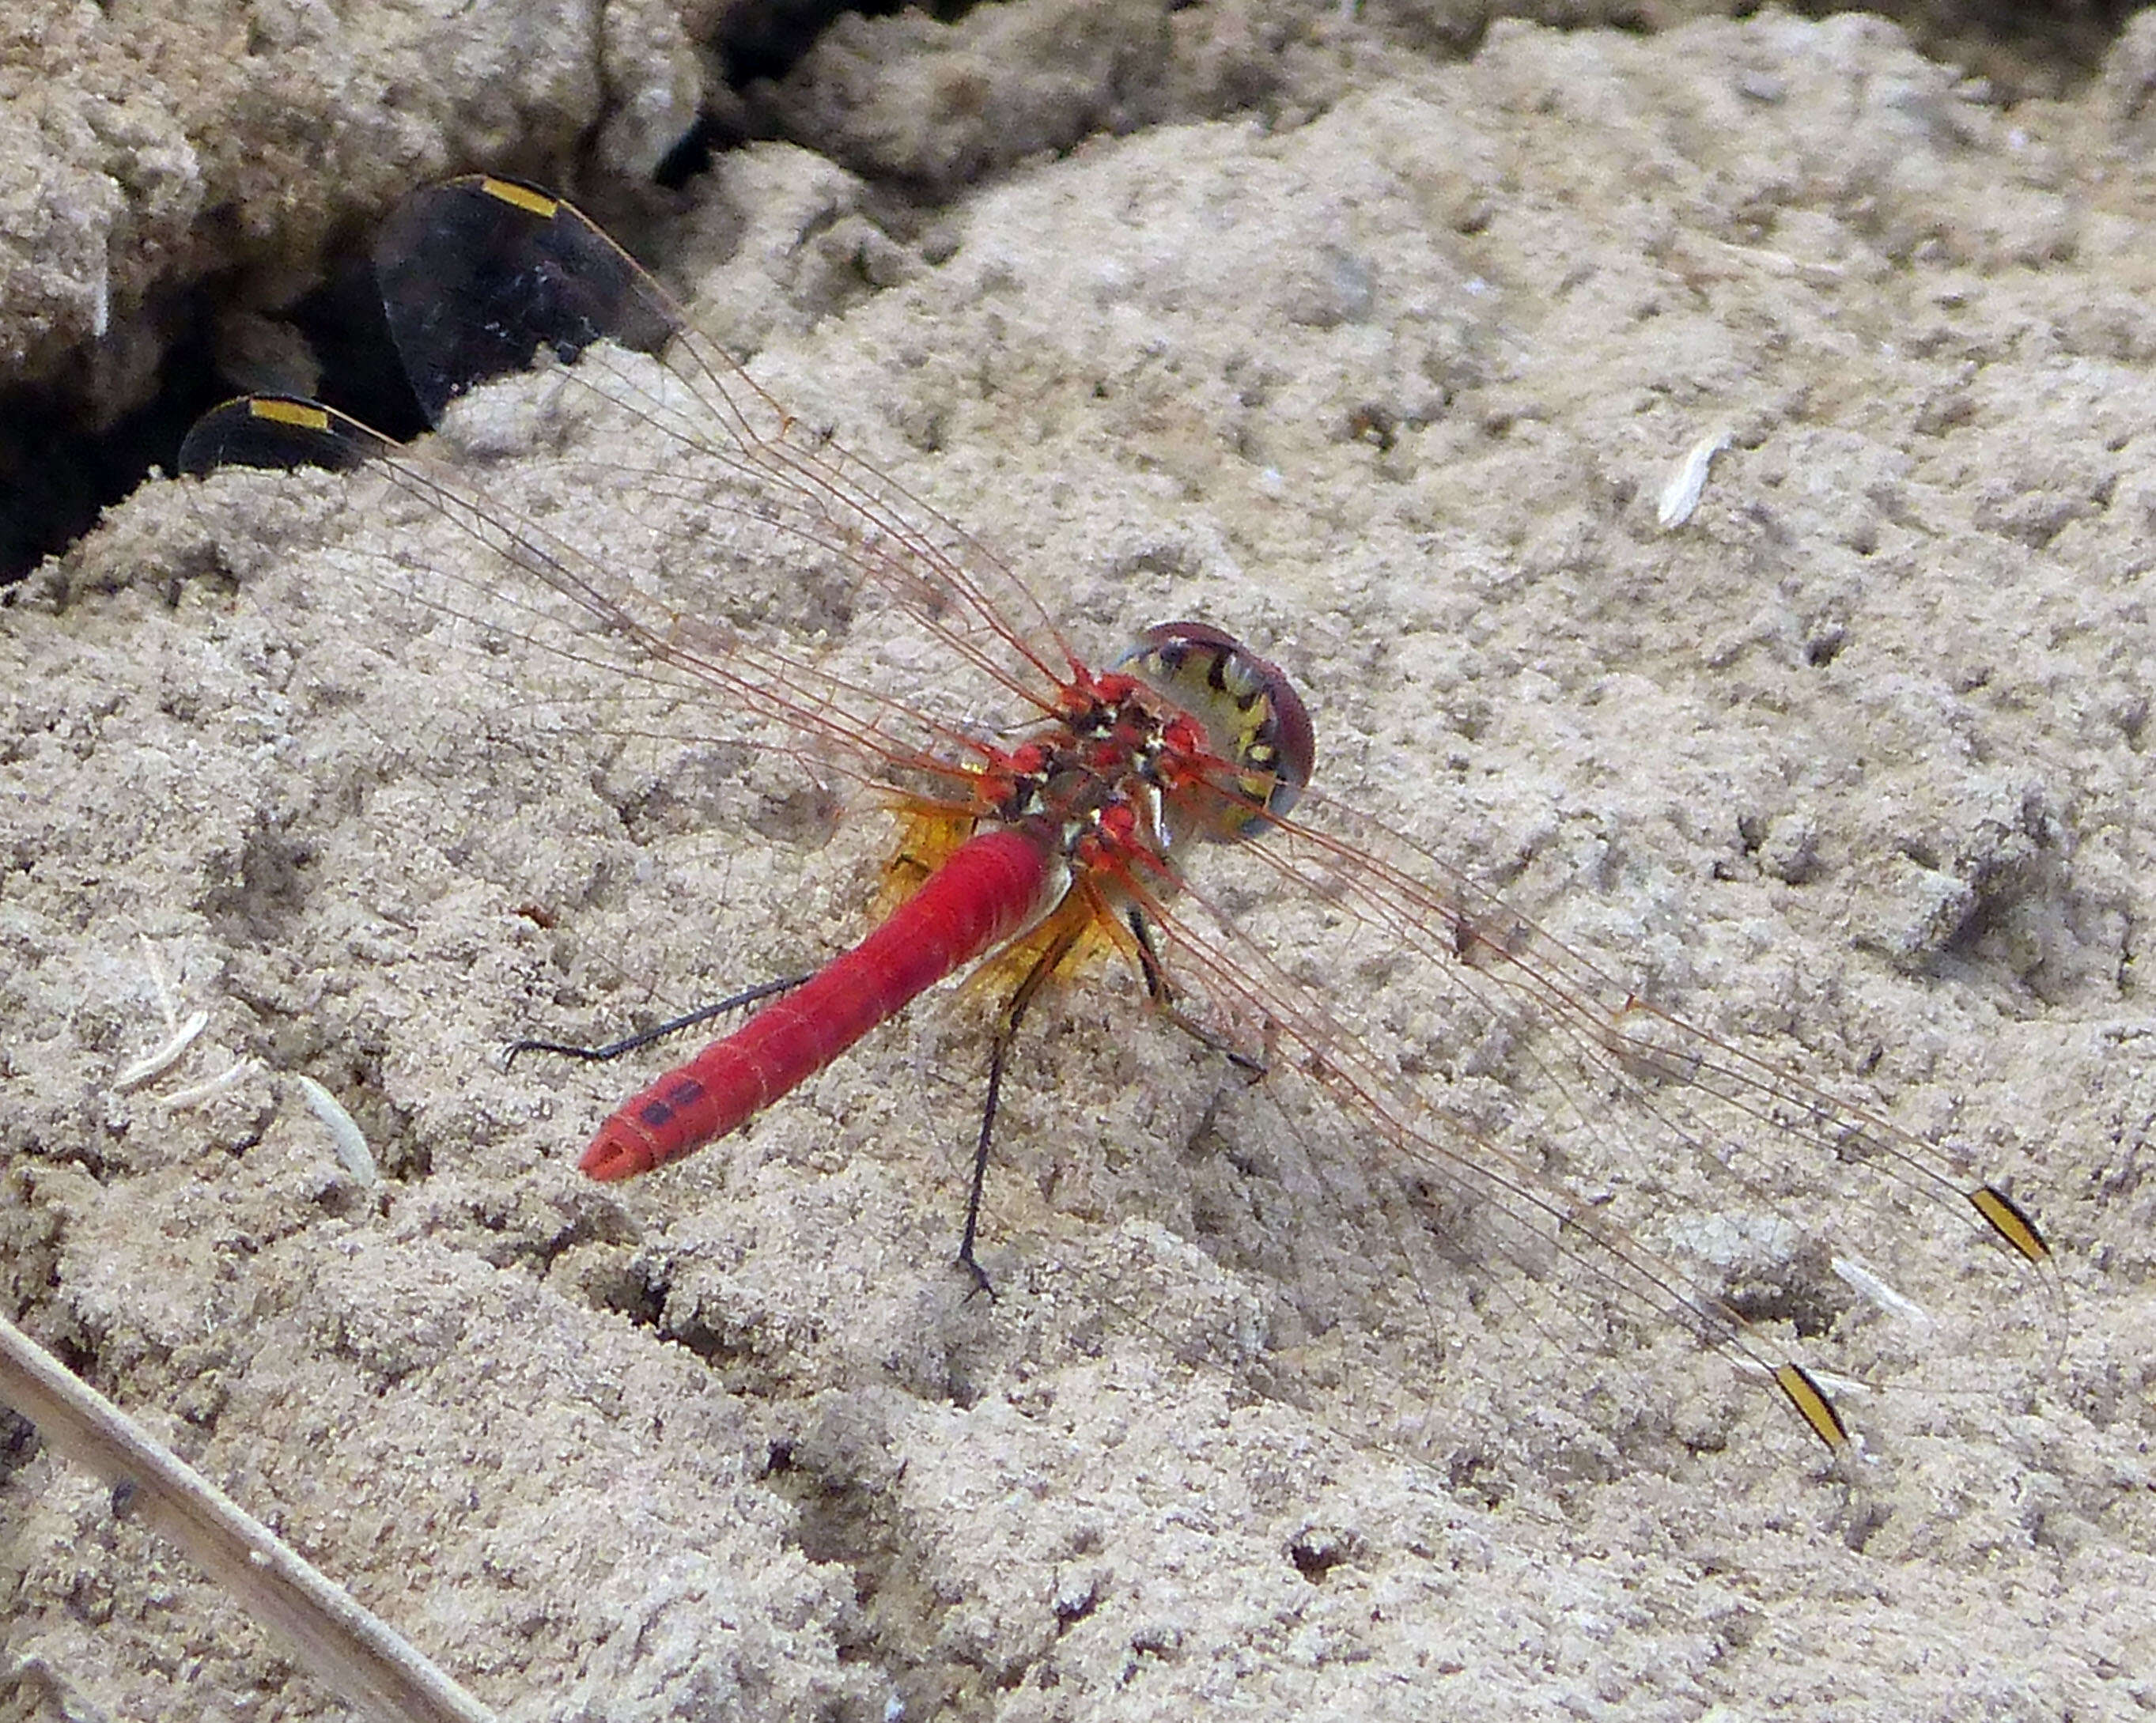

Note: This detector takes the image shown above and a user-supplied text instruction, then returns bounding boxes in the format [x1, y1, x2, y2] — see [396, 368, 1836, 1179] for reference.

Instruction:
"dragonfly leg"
[1126, 909, 1267, 1082]
[955, 920, 1089, 1297]
[505, 975, 812, 1066]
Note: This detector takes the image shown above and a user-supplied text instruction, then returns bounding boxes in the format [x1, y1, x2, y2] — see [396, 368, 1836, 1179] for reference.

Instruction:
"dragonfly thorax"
[978, 699, 1180, 875]
[974, 623, 1314, 886]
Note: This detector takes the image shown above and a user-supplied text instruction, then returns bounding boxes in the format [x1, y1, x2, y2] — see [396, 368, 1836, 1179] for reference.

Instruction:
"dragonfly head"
[1115, 622, 1314, 841]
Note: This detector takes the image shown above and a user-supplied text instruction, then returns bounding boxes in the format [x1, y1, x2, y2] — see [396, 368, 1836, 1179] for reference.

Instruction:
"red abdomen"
[580, 825, 1063, 1181]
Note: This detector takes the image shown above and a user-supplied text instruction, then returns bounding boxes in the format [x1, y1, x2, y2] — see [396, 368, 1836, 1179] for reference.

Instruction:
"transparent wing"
[181, 176, 1092, 803]
[373, 176, 1081, 716]
[1114, 777, 2057, 1445]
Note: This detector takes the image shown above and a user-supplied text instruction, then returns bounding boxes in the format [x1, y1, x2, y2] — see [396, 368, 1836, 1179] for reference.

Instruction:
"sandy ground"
[6, 10, 2156, 1721]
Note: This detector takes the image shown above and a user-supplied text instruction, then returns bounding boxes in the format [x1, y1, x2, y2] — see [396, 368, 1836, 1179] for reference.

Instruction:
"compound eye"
[1116, 621, 1315, 838]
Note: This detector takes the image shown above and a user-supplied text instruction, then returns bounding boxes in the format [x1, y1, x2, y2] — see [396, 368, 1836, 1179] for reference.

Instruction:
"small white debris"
[293, 1074, 378, 1187]
[159, 1061, 258, 1110]
[1703, 236, 1846, 285]
[115, 1010, 210, 1091]
[1656, 427, 1731, 529]
[1832, 1255, 1934, 1327]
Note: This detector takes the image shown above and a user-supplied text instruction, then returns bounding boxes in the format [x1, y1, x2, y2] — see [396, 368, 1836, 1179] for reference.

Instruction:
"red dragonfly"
[182, 176, 2055, 1455]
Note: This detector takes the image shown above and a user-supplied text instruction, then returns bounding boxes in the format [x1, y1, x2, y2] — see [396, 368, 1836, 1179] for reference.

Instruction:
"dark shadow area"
[1787, 0, 2142, 96]
[0, 308, 229, 586]
[717, 0, 977, 86]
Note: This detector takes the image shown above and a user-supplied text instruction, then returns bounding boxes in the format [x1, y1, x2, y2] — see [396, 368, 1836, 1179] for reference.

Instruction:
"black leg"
[1125, 908, 1267, 1080]
[955, 922, 1083, 1296]
[504, 974, 812, 1066]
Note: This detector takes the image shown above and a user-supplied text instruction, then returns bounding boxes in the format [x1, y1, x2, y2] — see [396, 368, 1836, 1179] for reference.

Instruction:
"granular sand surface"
[5, 13, 2154, 1721]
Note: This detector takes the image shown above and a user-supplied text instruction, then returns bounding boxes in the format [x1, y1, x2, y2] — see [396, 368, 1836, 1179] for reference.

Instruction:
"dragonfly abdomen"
[579, 823, 1067, 1181]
